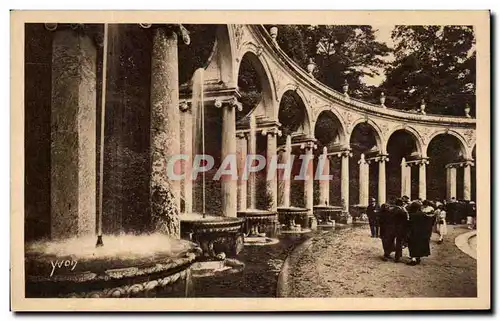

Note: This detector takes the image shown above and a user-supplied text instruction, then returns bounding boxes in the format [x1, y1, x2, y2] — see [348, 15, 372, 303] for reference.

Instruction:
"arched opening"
[349, 123, 381, 207]
[178, 24, 217, 85]
[386, 130, 420, 201]
[236, 52, 275, 121]
[278, 90, 309, 141]
[427, 134, 467, 202]
[313, 111, 344, 207]
[278, 90, 310, 208]
[235, 52, 276, 210]
[237, 53, 263, 121]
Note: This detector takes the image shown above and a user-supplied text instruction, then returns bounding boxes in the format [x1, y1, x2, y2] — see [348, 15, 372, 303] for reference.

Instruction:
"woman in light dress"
[434, 203, 447, 243]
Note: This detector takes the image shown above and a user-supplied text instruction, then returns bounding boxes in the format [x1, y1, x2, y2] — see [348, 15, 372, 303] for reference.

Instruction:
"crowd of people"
[365, 196, 477, 266]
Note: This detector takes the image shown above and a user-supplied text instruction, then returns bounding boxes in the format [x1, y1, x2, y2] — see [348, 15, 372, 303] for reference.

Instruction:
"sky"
[362, 24, 395, 87]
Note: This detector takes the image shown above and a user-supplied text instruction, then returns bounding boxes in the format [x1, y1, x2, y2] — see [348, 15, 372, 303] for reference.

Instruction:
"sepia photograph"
[10, 10, 490, 311]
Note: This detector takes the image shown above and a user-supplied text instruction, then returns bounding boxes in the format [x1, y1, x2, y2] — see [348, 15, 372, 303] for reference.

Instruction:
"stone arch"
[210, 24, 237, 87]
[236, 44, 278, 120]
[313, 108, 348, 147]
[384, 125, 424, 157]
[349, 117, 384, 153]
[277, 84, 313, 137]
[426, 129, 469, 159]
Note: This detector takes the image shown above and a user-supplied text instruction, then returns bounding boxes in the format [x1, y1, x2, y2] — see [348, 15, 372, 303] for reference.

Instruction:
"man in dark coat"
[407, 201, 434, 265]
[378, 203, 394, 260]
[380, 199, 408, 262]
[366, 198, 380, 238]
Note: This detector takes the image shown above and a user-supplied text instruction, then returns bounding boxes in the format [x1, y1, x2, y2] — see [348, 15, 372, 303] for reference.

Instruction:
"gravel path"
[287, 225, 477, 298]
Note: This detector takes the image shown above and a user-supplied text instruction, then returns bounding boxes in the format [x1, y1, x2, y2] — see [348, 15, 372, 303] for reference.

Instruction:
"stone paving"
[286, 225, 477, 298]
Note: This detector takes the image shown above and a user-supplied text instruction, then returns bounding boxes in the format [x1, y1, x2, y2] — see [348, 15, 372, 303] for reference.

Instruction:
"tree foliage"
[381, 26, 476, 116]
[269, 25, 391, 100]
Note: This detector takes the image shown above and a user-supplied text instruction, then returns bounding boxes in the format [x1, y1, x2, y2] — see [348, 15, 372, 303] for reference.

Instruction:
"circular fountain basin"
[313, 205, 343, 228]
[190, 258, 245, 278]
[25, 234, 201, 298]
[180, 213, 245, 259]
[237, 209, 279, 244]
[277, 207, 311, 234]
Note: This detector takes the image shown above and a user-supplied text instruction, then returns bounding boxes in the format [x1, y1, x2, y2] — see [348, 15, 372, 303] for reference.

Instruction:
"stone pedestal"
[150, 27, 181, 237]
[50, 26, 97, 239]
[237, 132, 248, 211]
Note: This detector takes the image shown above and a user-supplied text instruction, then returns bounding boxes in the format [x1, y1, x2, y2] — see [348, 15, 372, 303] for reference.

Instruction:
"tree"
[381, 26, 476, 116]
[268, 25, 391, 100]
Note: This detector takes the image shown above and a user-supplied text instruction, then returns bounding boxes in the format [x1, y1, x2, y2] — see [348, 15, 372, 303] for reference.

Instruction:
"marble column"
[216, 97, 241, 217]
[400, 157, 407, 197]
[180, 101, 193, 213]
[358, 153, 369, 207]
[248, 115, 257, 209]
[237, 132, 248, 211]
[418, 158, 428, 200]
[263, 127, 280, 211]
[340, 149, 351, 210]
[377, 154, 388, 205]
[463, 161, 473, 201]
[318, 147, 330, 206]
[405, 163, 412, 198]
[49, 25, 97, 240]
[279, 135, 292, 208]
[302, 141, 316, 217]
[150, 27, 181, 237]
[446, 164, 457, 200]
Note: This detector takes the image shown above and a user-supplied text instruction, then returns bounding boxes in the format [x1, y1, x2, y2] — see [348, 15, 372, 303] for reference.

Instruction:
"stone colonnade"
[446, 160, 475, 201]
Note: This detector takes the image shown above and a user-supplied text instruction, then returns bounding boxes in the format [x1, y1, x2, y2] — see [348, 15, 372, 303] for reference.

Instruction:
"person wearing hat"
[382, 198, 408, 263]
[467, 201, 476, 230]
[366, 198, 380, 238]
[407, 200, 434, 265]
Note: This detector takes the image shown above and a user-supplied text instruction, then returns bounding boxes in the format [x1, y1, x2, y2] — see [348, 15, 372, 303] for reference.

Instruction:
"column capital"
[300, 140, 317, 151]
[367, 153, 389, 164]
[261, 127, 282, 137]
[138, 23, 191, 45]
[374, 153, 389, 163]
[214, 97, 243, 111]
[179, 100, 191, 113]
[446, 160, 474, 168]
[417, 157, 430, 166]
[44, 23, 104, 47]
[236, 131, 248, 139]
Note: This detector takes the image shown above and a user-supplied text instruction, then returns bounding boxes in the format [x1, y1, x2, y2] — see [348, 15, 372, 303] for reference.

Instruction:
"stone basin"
[313, 205, 343, 226]
[180, 213, 245, 259]
[277, 207, 311, 233]
[237, 209, 279, 239]
[25, 234, 201, 298]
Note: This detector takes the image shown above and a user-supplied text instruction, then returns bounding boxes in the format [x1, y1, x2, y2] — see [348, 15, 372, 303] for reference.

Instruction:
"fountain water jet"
[180, 68, 245, 271]
[276, 135, 311, 234]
